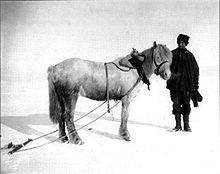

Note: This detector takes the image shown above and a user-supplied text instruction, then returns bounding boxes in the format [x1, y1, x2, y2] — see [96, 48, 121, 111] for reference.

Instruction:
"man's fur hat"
[177, 34, 190, 45]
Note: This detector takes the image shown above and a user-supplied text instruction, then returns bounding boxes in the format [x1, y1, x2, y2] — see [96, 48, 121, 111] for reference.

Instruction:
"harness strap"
[137, 68, 150, 90]
[104, 62, 143, 112]
[107, 62, 133, 72]
[123, 76, 142, 97]
[104, 63, 110, 113]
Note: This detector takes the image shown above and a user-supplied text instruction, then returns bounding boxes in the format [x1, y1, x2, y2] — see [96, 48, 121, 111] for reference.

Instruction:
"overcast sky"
[1, 0, 219, 82]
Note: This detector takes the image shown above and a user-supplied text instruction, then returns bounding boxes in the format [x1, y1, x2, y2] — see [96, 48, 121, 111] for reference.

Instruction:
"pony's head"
[119, 42, 172, 81]
[139, 41, 172, 80]
[152, 41, 172, 80]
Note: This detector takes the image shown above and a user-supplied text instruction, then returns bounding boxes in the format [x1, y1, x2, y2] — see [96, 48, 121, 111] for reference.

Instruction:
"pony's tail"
[47, 66, 62, 124]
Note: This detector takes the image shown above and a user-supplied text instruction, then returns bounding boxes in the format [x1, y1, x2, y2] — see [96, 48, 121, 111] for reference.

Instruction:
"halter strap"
[152, 48, 169, 75]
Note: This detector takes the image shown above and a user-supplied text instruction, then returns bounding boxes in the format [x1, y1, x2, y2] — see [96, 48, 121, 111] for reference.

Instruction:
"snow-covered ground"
[1, 73, 219, 174]
[1, 1, 219, 173]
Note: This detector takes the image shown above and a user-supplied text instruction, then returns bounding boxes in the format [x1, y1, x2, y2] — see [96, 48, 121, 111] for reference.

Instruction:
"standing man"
[167, 34, 200, 132]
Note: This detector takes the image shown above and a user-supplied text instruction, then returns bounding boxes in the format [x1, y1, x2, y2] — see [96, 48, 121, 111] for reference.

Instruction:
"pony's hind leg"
[119, 97, 131, 141]
[65, 93, 84, 145]
[58, 116, 68, 143]
[55, 86, 68, 143]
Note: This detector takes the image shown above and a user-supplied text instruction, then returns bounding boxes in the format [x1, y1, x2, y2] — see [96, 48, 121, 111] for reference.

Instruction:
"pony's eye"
[158, 57, 162, 61]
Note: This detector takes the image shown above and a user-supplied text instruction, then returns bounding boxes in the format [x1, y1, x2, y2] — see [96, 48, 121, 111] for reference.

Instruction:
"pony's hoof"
[123, 136, 131, 141]
[119, 130, 131, 141]
[70, 139, 84, 145]
[77, 140, 84, 145]
[60, 136, 68, 143]
[69, 136, 84, 145]
[172, 127, 182, 132]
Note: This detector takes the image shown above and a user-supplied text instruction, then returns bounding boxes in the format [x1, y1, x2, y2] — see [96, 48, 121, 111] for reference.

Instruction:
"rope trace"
[7, 100, 121, 154]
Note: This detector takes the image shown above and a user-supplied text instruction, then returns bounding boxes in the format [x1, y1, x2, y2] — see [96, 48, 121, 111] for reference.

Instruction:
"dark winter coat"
[166, 48, 199, 92]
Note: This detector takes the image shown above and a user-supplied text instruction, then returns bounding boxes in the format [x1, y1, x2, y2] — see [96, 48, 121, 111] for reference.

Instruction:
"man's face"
[178, 41, 186, 49]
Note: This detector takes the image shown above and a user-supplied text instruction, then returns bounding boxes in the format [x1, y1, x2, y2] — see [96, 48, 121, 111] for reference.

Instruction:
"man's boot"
[183, 115, 192, 132]
[173, 114, 182, 131]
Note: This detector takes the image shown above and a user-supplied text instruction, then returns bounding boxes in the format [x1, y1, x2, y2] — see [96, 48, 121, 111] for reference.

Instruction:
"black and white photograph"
[1, 1, 219, 174]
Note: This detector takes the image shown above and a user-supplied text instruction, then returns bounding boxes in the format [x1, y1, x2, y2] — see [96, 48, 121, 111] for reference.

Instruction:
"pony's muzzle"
[163, 70, 171, 80]
[159, 63, 171, 80]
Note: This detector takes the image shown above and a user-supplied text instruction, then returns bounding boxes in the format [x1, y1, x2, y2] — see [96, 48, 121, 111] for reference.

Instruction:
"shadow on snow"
[1, 111, 171, 142]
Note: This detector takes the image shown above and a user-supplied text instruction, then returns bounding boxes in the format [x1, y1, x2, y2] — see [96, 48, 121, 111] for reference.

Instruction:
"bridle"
[152, 48, 169, 76]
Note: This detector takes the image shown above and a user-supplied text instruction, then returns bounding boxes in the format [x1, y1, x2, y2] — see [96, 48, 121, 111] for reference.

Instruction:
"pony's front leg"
[119, 98, 131, 141]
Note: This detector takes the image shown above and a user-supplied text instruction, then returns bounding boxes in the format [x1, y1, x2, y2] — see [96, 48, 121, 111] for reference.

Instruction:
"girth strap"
[104, 62, 143, 113]
[104, 63, 110, 113]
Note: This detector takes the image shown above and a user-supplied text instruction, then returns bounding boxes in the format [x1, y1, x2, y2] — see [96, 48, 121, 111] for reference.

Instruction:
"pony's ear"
[153, 41, 157, 48]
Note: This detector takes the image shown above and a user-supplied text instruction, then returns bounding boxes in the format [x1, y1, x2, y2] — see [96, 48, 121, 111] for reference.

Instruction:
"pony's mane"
[157, 44, 172, 61]
[116, 44, 172, 75]
[141, 44, 170, 55]
[141, 44, 172, 62]
[137, 44, 172, 78]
